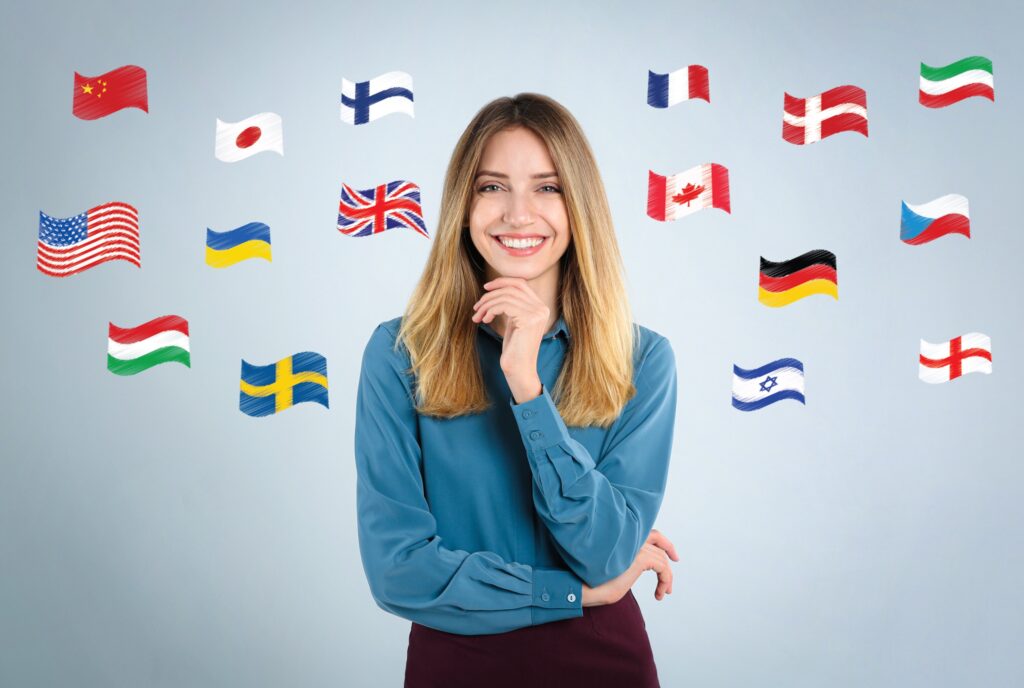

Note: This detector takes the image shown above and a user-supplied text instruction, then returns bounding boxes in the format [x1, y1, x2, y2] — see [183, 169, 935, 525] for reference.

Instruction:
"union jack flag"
[337, 180, 429, 238]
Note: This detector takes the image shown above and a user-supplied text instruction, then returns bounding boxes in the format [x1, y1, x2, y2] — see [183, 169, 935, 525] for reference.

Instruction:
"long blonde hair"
[396, 93, 637, 428]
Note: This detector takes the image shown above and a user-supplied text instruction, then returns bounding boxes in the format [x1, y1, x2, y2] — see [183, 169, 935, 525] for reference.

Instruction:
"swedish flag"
[239, 352, 328, 417]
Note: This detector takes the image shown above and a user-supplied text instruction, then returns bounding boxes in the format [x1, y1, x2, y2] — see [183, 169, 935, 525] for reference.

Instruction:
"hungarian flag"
[73, 65, 148, 120]
[647, 164, 730, 221]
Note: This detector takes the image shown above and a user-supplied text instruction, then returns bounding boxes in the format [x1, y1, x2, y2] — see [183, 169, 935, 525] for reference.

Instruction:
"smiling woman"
[354, 93, 680, 687]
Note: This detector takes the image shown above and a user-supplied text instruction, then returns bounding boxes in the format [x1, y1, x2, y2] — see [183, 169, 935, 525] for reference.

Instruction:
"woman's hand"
[581, 529, 680, 606]
[471, 277, 549, 401]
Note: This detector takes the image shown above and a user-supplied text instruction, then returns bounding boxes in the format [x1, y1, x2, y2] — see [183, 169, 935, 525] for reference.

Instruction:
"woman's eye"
[539, 184, 562, 193]
[478, 183, 501, 192]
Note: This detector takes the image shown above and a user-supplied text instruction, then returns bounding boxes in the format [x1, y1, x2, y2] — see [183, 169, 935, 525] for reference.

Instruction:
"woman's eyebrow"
[475, 170, 559, 179]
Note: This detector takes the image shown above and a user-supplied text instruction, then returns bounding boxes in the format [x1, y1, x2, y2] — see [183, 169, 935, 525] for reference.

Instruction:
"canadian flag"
[215, 112, 284, 162]
[919, 332, 992, 383]
[647, 164, 730, 221]
[782, 85, 868, 145]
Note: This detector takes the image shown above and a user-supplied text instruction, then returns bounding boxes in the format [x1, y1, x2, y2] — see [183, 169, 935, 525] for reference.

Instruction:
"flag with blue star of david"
[732, 358, 805, 411]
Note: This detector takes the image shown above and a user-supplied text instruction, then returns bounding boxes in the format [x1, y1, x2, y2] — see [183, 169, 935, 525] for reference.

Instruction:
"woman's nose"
[502, 193, 535, 227]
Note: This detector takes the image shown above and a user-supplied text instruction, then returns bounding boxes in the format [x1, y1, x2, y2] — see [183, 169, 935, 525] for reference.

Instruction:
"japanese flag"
[647, 164, 731, 221]
[215, 112, 284, 162]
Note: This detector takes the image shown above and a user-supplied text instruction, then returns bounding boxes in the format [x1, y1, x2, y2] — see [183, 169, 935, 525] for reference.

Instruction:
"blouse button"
[529, 430, 543, 440]
[567, 593, 577, 603]
[521, 409, 534, 419]
[541, 593, 550, 602]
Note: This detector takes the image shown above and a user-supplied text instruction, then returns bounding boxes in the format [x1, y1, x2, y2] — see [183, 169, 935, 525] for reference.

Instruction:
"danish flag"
[782, 85, 868, 145]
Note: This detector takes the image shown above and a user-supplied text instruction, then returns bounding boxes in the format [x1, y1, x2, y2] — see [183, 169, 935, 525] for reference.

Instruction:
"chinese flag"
[73, 65, 148, 120]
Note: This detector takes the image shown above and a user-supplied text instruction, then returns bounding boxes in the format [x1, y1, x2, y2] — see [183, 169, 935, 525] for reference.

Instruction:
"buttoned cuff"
[510, 384, 572, 452]
[530, 567, 583, 625]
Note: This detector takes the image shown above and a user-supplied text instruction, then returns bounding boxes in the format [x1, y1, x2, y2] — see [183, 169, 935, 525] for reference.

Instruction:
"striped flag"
[240, 352, 329, 417]
[108, 316, 190, 376]
[647, 164, 730, 221]
[647, 66, 710, 107]
[340, 71, 414, 125]
[759, 250, 838, 307]
[900, 194, 970, 245]
[337, 180, 428, 238]
[919, 56, 994, 108]
[733, 358, 806, 411]
[782, 85, 868, 145]
[919, 333, 992, 383]
[37, 202, 140, 277]
[206, 222, 272, 267]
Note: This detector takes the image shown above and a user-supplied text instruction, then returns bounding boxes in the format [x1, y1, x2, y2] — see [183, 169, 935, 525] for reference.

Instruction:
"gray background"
[2, 0, 1021, 685]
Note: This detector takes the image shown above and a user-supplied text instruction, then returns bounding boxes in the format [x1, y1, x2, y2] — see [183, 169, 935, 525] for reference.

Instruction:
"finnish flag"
[340, 71, 414, 125]
[732, 358, 805, 411]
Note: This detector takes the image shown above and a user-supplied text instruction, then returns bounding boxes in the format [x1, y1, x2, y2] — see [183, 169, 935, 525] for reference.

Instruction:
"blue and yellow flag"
[206, 222, 272, 268]
[239, 352, 328, 417]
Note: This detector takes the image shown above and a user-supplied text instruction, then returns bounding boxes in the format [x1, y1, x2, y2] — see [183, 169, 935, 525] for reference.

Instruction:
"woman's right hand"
[581, 529, 679, 607]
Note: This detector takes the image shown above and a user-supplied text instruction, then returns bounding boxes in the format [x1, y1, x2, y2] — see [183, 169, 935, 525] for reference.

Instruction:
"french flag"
[647, 66, 710, 108]
[900, 194, 971, 245]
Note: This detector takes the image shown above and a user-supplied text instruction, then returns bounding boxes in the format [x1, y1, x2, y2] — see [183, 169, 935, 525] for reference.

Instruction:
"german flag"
[759, 250, 838, 307]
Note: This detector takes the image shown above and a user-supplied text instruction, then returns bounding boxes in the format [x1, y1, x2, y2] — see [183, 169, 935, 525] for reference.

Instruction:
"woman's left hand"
[472, 277, 548, 401]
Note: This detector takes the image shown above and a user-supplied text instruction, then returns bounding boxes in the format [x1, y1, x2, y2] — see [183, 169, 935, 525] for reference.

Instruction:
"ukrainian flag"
[206, 222, 272, 268]
[240, 352, 329, 417]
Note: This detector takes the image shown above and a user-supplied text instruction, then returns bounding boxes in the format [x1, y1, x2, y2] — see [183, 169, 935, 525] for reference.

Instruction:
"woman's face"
[468, 126, 571, 282]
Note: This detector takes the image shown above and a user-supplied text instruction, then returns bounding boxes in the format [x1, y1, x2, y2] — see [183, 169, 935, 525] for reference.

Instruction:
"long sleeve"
[354, 324, 583, 635]
[509, 336, 678, 587]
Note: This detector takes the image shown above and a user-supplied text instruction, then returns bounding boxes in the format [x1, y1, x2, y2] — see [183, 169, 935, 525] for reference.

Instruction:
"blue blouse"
[354, 313, 677, 636]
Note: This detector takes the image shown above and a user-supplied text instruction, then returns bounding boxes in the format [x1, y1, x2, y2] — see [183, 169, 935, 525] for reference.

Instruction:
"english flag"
[647, 164, 730, 221]
[919, 333, 992, 383]
[782, 85, 868, 145]
[215, 113, 284, 162]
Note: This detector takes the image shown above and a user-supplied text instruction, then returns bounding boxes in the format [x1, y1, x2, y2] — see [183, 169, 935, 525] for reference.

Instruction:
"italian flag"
[919, 56, 994, 108]
[108, 315, 191, 375]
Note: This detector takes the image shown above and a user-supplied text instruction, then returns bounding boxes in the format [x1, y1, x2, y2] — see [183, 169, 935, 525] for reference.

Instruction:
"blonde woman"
[354, 93, 680, 687]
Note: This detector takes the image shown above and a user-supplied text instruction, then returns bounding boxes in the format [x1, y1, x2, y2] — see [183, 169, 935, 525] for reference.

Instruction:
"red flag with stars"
[73, 65, 149, 120]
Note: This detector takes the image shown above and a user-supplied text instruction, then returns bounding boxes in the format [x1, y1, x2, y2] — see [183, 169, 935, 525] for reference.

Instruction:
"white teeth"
[499, 237, 544, 249]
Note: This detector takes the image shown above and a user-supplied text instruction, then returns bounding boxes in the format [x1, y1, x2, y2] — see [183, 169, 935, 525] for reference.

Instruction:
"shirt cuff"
[530, 567, 583, 625]
[509, 384, 572, 453]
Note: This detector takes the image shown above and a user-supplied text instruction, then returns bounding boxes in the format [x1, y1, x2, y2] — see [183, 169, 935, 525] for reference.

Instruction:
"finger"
[473, 286, 517, 311]
[648, 531, 680, 562]
[482, 278, 546, 307]
[475, 296, 530, 324]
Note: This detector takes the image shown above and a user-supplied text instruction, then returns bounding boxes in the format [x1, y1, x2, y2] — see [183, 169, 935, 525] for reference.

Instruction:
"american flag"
[37, 202, 140, 277]
[337, 180, 428, 238]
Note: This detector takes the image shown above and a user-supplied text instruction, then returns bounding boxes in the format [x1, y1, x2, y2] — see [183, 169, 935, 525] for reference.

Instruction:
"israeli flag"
[732, 358, 805, 411]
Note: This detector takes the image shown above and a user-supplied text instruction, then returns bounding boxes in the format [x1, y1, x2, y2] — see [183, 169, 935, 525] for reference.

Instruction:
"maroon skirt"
[404, 590, 660, 688]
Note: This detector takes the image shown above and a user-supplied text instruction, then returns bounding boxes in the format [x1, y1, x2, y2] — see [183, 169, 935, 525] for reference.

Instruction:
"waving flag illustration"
[920, 56, 994, 108]
[240, 352, 329, 417]
[782, 85, 868, 145]
[73, 65, 148, 120]
[759, 250, 838, 307]
[733, 358, 806, 411]
[108, 316, 190, 376]
[337, 180, 428, 238]
[215, 113, 283, 162]
[647, 165, 730, 221]
[647, 65, 710, 107]
[919, 333, 992, 383]
[206, 223, 272, 267]
[901, 194, 970, 245]
[37, 202, 140, 277]
[340, 71, 414, 125]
